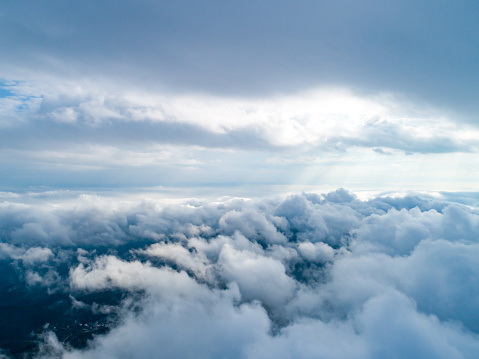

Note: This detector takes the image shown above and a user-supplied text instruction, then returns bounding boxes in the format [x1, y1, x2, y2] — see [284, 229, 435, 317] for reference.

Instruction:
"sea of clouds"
[1, 189, 479, 358]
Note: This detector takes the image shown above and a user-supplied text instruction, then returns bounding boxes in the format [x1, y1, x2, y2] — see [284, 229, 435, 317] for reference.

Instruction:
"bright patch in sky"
[1, 79, 478, 192]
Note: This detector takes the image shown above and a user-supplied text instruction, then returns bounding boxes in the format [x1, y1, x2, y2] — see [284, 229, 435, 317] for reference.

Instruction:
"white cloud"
[21, 247, 53, 265]
[49, 107, 78, 124]
[1, 190, 479, 357]
[2, 78, 479, 192]
[3, 80, 478, 155]
[70, 255, 207, 299]
[218, 244, 296, 307]
[136, 242, 210, 279]
[297, 242, 334, 263]
[63, 287, 270, 359]
[0, 242, 52, 264]
[219, 208, 288, 244]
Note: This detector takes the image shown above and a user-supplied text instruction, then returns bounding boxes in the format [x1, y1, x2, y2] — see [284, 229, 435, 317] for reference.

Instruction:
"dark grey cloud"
[1, 0, 479, 118]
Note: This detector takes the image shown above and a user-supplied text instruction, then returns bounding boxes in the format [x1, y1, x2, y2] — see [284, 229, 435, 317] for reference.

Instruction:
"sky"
[2, 2, 479, 358]
[1, 0, 479, 194]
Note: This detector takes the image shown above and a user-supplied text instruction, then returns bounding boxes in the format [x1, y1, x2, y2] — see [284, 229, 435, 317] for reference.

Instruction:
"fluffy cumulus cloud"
[0, 189, 479, 358]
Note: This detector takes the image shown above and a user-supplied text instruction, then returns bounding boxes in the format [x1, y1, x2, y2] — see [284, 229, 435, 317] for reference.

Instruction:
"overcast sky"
[1, 0, 479, 193]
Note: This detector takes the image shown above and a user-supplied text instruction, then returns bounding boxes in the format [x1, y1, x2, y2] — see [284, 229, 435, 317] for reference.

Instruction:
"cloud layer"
[1, 189, 479, 358]
[2, 82, 477, 153]
[2, 0, 479, 113]
[2, 2, 479, 191]
[2, 79, 479, 191]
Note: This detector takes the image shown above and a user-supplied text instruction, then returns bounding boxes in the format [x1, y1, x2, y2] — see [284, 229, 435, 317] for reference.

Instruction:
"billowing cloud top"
[0, 189, 479, 358]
